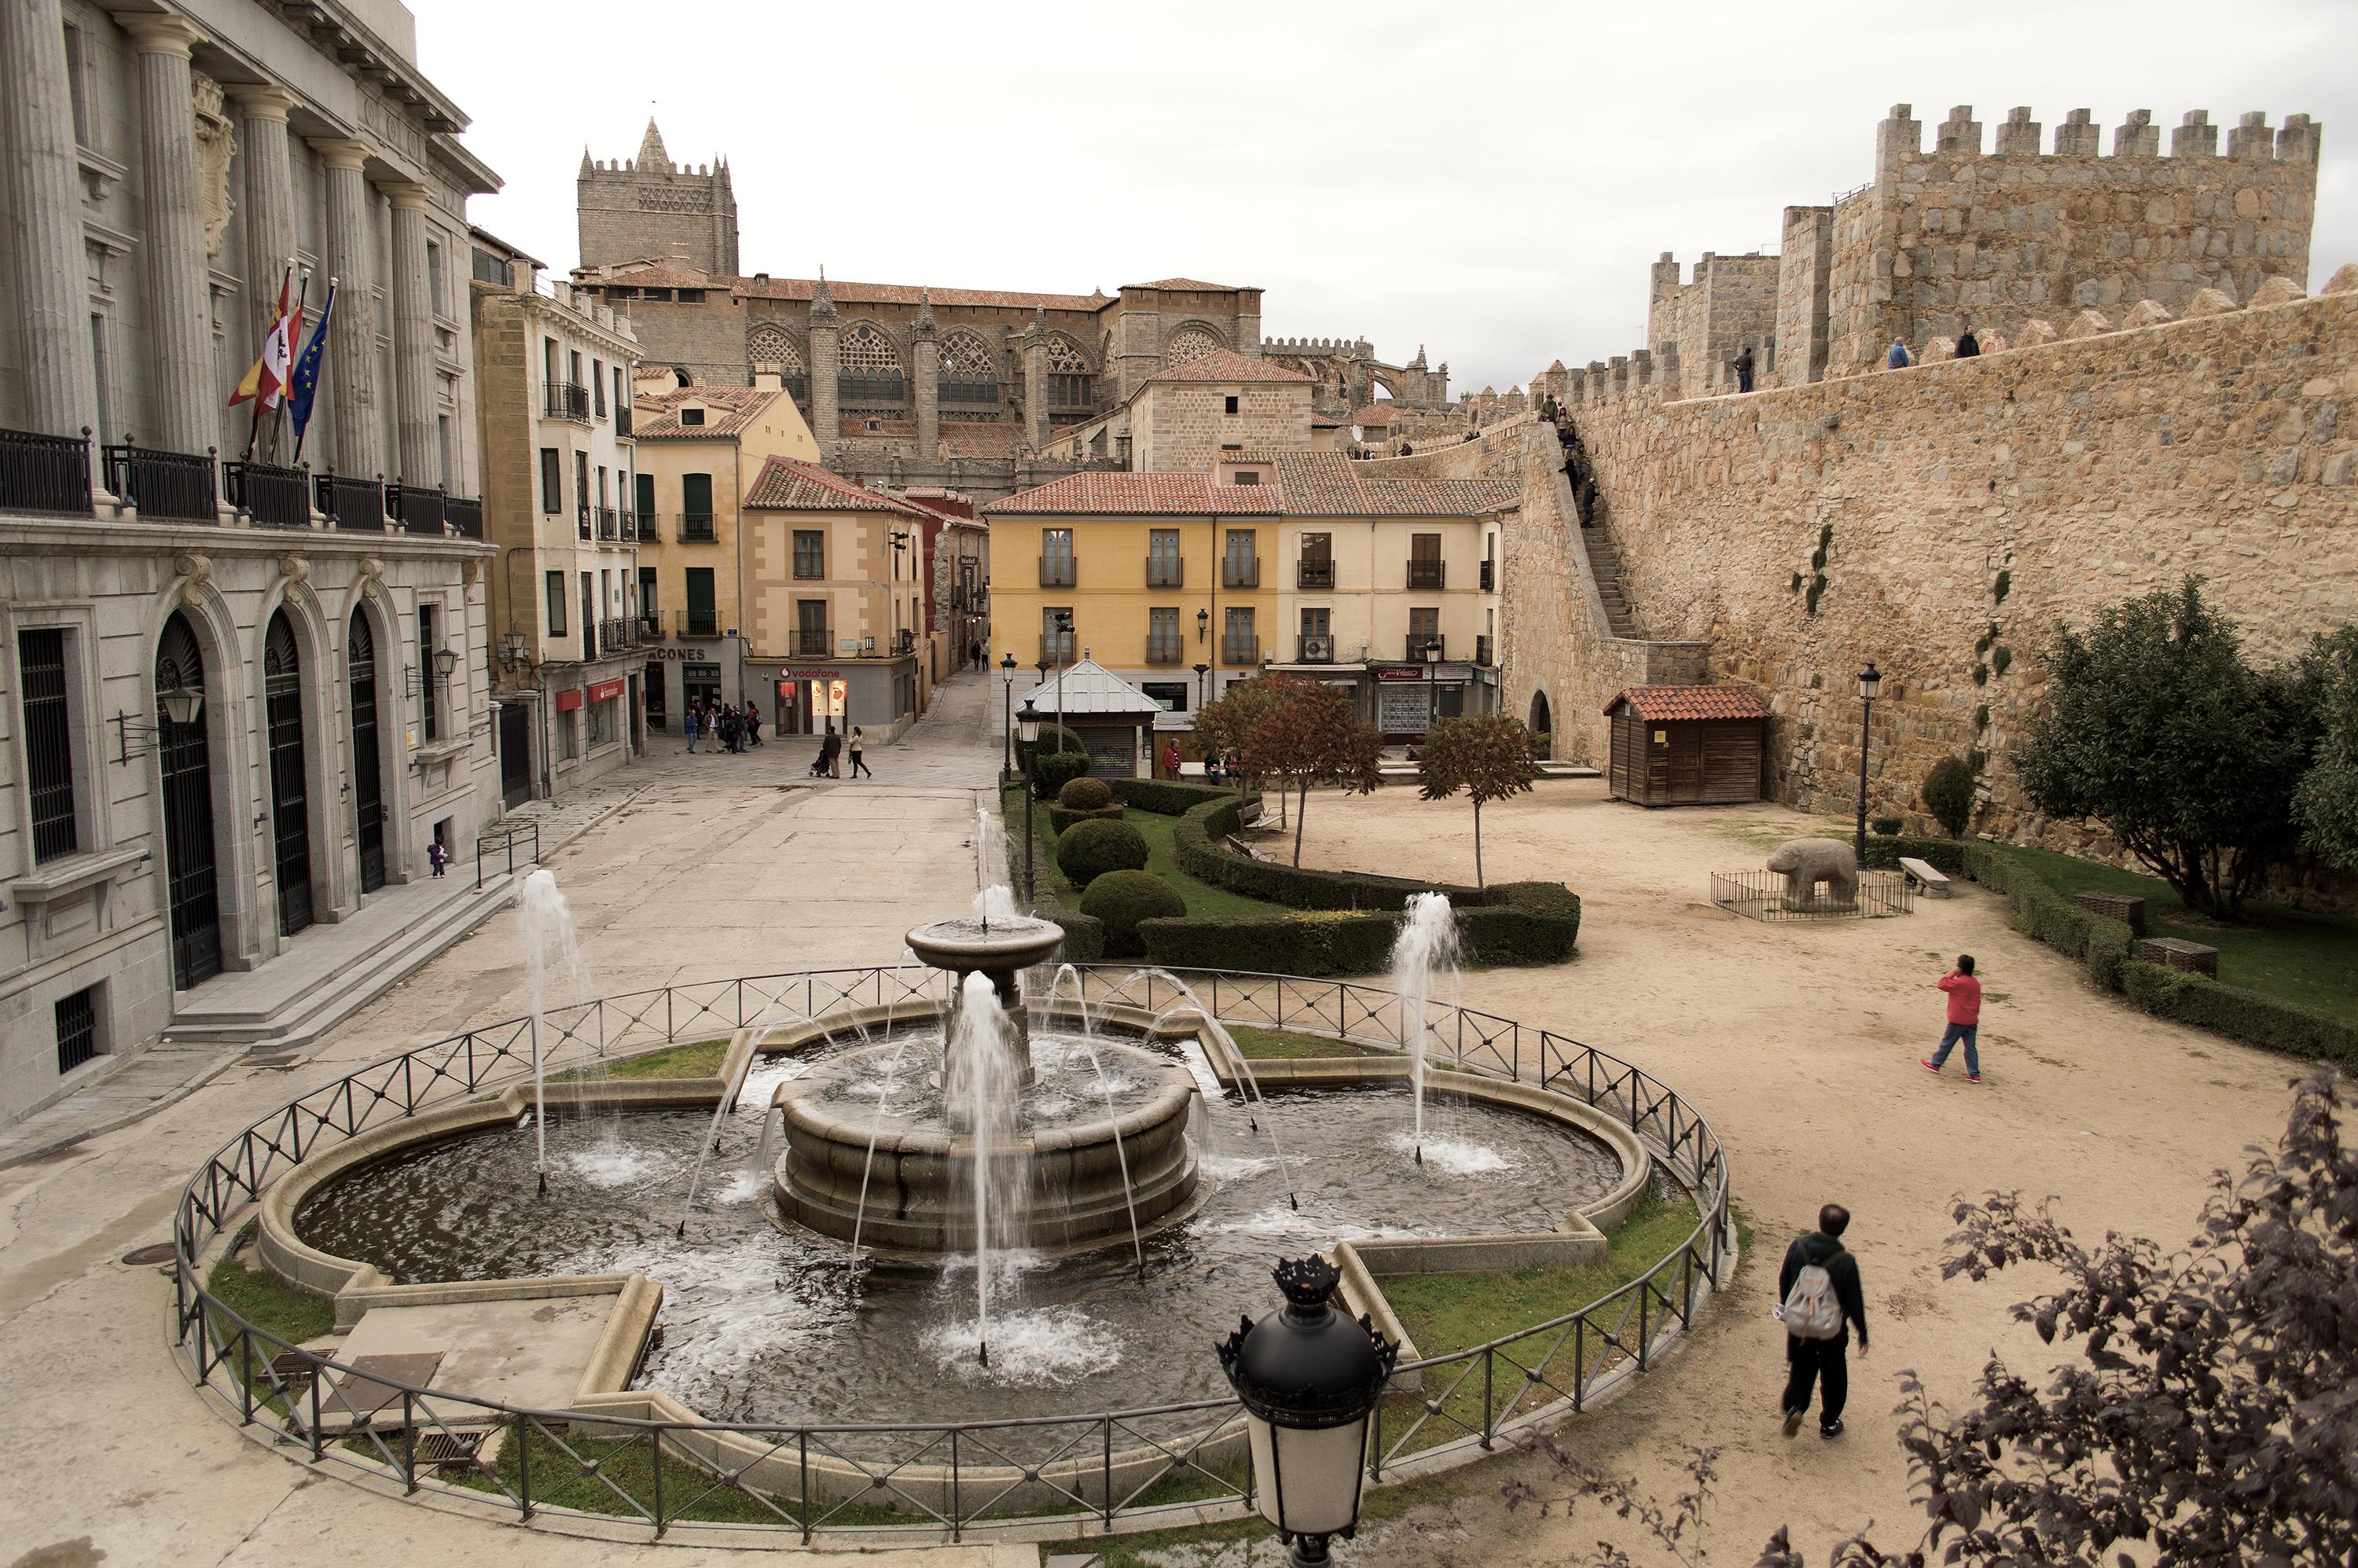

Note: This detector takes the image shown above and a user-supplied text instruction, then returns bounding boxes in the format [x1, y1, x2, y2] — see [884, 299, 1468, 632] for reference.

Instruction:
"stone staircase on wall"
[1580, 527, 1643, 637]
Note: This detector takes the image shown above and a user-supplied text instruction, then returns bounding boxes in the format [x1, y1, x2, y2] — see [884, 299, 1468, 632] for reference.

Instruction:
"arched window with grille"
[1046, 336, 1093, 411]
[747, 324, 808, 404]
[1164, 325, 1221, 365]
[938, 330, 999, 407]
[837, 323, 905, 406]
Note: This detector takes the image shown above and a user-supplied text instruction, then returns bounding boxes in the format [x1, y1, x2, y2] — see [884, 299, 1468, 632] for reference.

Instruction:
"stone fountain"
[769, 912, 1203, 1257]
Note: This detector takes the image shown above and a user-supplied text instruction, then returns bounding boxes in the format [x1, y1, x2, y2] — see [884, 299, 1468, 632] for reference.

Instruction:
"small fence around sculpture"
[171, 964, 1733, 1544]
[1710, 868, 1914, 922]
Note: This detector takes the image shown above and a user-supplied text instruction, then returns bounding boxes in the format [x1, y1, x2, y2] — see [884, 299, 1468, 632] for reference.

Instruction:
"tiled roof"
[1309, 413, 1346, 428]
[1603, 685, 1772, 721]
[631, 386, 779, 439]
[1141, 348, 1312, 385]
[1125, 277, 1243, 292]
[984, 472, 1281, 516]
[743, 457, 931, 516]
[735, 275, 1110, 313]
[1017, 659, 1165, 715]
[1349, 402, 1401, 424]
[1271, 453, 1520, 516]
[834, 417, 1024, 458]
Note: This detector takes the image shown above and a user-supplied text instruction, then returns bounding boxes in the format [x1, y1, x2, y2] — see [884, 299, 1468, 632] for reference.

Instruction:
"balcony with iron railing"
[1475, 633, 1494, 667]
[1297, 634, 1335, 664]
[615, 405, 633, 439]
[677, 608, 719, 637]
[1222, 557, 1260, 589]
[1220, 636, 1261, 666]
[104, 439, 217, 523]
[593, 505, 622, 542]
[597, 617, 636, 656]
[1406, 558, 1446, 589]
[1407, 636, 1446, 662]
[223, 460, 310, 528]
[635, 512, 658, 542]
[545, 381, 590, 422]
[1038, 555, 1076, 588]
[678, 511, 716, 543]
[1296, 559, 1335, 589]
[1145, 635, 1184, 666]
[639, 611, 663, 639]
[1, 428, 94, 515]
[1479, 560, 1495, 591]
[794, 628, 832, 656]
[315, 472, 386, 531]
[447, 496, 483, 540]
[1145, 559, 1184, 588]
[1039, 633, 1077, 665]
[388, 482, 446, 535]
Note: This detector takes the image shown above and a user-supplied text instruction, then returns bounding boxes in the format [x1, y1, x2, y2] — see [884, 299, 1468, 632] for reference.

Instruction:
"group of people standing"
[808, 724, 872, 780]
[683, 698, 761, 755]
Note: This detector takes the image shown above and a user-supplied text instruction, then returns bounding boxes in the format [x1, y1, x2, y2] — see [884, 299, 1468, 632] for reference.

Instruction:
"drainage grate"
[417, 1430, 487, 1468]
[119, 1243, 178, 1266]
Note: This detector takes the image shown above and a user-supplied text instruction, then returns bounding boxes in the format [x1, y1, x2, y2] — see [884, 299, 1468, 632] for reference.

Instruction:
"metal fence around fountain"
[171, 964, 1734, 1543]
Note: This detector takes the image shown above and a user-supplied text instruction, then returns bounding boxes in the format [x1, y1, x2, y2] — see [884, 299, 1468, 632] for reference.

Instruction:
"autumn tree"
[1245, 681, 1384, 866]
[1417, 714, 1538, 887]
[1192, 674, 1306, 822]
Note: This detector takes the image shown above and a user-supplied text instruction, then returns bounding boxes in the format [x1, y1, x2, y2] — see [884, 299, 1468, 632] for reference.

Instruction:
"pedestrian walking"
[1734, 345, 1757, 393]
[428, 837, 448, 878]
[1162, 740, 1182, 780]
[818, 723, 842, 779]
[1921, 954, 1983, 1081]
[685, 701, 701, 754]
[1886, 338, 1912, 369]
[1955, 325, 1981, 358]
[1776, 1203, 1868, 1439]
[848, 725, 872, 779]
[746, 703, 762, 747]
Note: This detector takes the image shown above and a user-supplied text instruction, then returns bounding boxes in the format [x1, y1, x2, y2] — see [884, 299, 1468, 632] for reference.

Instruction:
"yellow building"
[629, 382, 817, 727]
[984, 451, 1515, 741]
[740, 457, 935, 736]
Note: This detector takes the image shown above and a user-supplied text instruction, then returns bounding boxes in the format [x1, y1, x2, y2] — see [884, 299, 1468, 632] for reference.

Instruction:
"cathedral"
[571, 122, 1453, 498]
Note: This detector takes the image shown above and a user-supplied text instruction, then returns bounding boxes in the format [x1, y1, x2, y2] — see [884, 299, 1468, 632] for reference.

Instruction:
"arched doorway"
[263, 611, 314, 937]
[156, 612, 221, 989]
[1528, 690, 1553, 758]
[349, 611, 387, 893]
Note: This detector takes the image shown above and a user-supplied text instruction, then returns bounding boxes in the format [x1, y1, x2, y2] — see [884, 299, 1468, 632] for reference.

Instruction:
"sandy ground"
[1265, 780, 2298, 1566]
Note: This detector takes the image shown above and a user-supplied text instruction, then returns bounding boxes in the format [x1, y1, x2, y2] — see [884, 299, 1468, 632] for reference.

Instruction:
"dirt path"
[1282, 781, 2295, 1565]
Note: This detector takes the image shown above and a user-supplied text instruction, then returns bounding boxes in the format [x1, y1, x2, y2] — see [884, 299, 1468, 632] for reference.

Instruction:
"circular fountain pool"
[291, 1026, 1630, 1428]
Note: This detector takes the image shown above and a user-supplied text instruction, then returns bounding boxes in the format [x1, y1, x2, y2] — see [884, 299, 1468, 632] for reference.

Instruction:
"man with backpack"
[1777, 1203, 1868, 1439]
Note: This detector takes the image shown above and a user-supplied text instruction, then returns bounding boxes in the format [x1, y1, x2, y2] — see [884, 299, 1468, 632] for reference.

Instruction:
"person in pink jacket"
[1921, 954, 1983, 1082]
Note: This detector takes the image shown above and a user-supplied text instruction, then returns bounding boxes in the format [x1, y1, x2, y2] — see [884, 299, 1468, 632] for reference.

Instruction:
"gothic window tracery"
[938, 329, 999, 406]
[1046, 336, 1093, 409]
[747, 324, 807, 402]
[1164, 325, 1221, 365]
[838, 323, 905, 404]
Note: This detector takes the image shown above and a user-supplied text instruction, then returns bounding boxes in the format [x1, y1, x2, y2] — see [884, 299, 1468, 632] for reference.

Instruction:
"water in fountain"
[1061, 1032, 1146, 1275]
[943, 971, 1025, 1364]
[1391, 891, 1474, 1169]
[1136, 970, 1300, 1211]
[676, 983, 851, 1235]
[520, 868, 592, 1193]
[975, 800, 1011, 908]
[841, 949, 929, 1291]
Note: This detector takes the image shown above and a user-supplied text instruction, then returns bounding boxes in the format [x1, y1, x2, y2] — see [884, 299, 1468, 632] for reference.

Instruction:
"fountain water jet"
[519, 868, 591, 1194]
[1137, 970, 1301, 1213]
[1391, 892, 1464, 1166]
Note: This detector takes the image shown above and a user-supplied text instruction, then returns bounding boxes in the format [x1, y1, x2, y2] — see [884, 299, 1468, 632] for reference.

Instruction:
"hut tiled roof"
[742, 457, 931, 516]
[1603, 685, 1772, 720]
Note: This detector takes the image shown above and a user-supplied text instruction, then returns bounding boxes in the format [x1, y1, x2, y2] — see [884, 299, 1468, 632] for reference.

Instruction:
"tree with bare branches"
[1418, 713, 1539, 886]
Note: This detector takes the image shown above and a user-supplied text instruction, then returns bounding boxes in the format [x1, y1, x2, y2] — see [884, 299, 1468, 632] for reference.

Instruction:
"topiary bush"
[1922, 755, 1977, 838]
[1872, 815, 1904, 835]
[1031, 750, 1091, 800]
[1057, 777, 1114, 811]
[1049, 801, 1126, 835]
[1078, 869, 1186, 957]
[1055, 817, 1148, 890]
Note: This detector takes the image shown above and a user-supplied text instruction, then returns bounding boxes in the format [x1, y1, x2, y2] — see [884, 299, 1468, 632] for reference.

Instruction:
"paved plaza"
[0, 672, 2301, 1566]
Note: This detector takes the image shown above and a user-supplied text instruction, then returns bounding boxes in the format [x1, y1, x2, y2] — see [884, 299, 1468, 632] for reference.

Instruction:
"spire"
[809, 265, 836, 319]
[637, 118, 670, 172]
[913, 287, 938, 336]
[578, 145, 593, 177]
[1410, 343, 1427, 368]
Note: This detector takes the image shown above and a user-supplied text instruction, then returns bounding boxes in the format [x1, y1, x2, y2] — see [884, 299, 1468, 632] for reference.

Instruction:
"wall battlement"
[1873, 102, 2322, 166]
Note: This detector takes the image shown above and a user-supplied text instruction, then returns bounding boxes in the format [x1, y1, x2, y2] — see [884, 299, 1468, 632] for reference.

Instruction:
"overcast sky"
[417, 0, 2357, 396]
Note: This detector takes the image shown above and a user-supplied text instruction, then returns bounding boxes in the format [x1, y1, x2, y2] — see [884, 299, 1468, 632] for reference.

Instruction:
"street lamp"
[1218, 1255, 1398, 1568]
[159, 686, 204, 728]
[1423, 639, 1442, 734]
[1000, 652, 1018, 776]
[1196, 607, 1210, 644]
[1192, 661, 1210, 707]
[1853, 661, 1882, 865]
[432, 645, 460, 682]
[1016, 698, 1041, 903]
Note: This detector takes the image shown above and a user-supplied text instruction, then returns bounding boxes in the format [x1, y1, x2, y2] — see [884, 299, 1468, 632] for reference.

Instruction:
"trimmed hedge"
[1049, 801, 1126, 835]
[1107, 777, 1238, 817]
[1172, 795, 1482, 912]
[1056, 817, 1148, 890]
[1864, 835, 2350, 1065]
[1137, 883, 1580, 976]
[1031, 751, 1091, 799]
[1058, 777, 1115, 810]
[1078, 869, 1186, 958]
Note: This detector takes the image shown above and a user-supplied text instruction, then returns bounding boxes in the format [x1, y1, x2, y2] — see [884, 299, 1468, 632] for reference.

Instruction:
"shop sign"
[587, 678, 626, 703]
[1375, 666, 1426, 682]
[644, 647, 706, 661]
[780, 668, 843, 681]
[554, 688, 584, 711]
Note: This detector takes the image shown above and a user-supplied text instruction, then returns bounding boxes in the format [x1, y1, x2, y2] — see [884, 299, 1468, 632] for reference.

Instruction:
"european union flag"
[288, 283, 334, 461]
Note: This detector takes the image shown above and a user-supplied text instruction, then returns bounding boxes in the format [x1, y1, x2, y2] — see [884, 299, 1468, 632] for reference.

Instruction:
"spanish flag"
[231, 266, 299, 410]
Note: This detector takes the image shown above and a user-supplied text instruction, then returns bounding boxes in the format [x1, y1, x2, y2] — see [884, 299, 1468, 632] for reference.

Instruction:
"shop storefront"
[766, 654, 924, 738]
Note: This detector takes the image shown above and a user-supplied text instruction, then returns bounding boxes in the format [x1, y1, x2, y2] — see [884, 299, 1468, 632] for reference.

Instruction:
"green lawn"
[1225, 1023, 1379, 1059]
[208, 1254, 336, 1346]
[1003, 787, 1284, 921]
[1996, 844, 2358, 1015]
[554, 1039, 727, 1082]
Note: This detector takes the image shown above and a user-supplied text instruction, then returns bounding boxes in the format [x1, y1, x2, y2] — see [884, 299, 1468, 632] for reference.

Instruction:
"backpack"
[1781, 1252, 1846, 1340]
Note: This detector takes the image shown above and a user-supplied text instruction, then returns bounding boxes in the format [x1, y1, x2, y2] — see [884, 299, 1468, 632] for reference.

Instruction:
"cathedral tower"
[576, 119, 740, 276]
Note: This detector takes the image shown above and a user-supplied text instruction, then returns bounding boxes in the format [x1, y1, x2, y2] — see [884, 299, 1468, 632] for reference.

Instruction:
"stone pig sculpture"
[1766, 838, 1859, 913]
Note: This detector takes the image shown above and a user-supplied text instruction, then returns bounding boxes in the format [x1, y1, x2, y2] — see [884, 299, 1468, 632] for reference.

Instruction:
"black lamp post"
[1853, 661, 1882, 865]
[1017, 697, 1041, 904]
[1423, 638, 1442, 733]
[1192, 661, 1210, 707]
[1000, 652, 1017, 776]
[1218, 1256, 1398, 1568]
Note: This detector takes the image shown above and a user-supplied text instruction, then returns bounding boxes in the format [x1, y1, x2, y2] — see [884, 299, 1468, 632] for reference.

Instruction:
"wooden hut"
[1602, 685, 1769, 806]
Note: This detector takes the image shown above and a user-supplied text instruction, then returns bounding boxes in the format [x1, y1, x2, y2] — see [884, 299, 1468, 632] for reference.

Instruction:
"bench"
[1897, 856, 1952, 897]
[2073, 890, 2148, 935]
[2138, 937, 2219, 977]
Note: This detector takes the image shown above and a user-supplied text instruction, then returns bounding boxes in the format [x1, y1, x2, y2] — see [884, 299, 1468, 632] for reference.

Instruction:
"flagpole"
[291, 277, 336, 469]
[270, 266, 310, 465]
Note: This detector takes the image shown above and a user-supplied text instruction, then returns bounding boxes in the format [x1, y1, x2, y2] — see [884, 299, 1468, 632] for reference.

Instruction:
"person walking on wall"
[1922, 954, 1983, 1081]
[685, 700, 701, 755]
[1734, 345, 1757, 393]
[1777, 1203, 1868, 1439]
[849, 725, 873, 779]
[1886, 338, 1912, 369]
[1955, 325, 1982, 358]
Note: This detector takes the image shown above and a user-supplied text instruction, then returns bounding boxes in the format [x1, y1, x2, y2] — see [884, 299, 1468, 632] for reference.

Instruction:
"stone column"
[2, 0, 100, 442]
[123, 13, 215, 457]
[807, 270, 839, 446]
[382, 182, 435, 484]
[911, 291, 940, 461]
[311, 139, 380, 479]
[1020, 309, 1047, 447]
[230, 85, 299, 351]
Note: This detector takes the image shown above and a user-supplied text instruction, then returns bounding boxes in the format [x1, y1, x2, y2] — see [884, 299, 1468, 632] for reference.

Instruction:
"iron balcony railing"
[636, 512, 659, 542]
[315, 472, 386, 531]
[679, 512, 716, 543]
[1408, 636, 1446, 662]
[1298, 634, 1335, 664]
[1222, 558, 1260, 589]
[677, 609, 719, 637]
[1406, 559, 1446, 589]
[447, 497, 483, 540]
[545, 381, 591, 421]
[1038, 555, 1076, 588]
[0, 427, 94, 515]
[1039, 633, 1076, 665]
[593, 505, 622, 542]
[1296, 559, 1335, 589]
[387, 482, 446, 535]
[1479, 560, 1495, 591]
[1145, 636, 1184, 666]
[1220, 636, 1259, 665]
[222, 460, 310, 528]
[640, 611, 663, 639]
[615, 406, 633, 439]
[1146, 560, 1184, 588]
[105, 439, 217, 523]
[795, 630, 831, 655]
[1475, 633, 1494, 667]
[166, 964, 1729, 1546]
